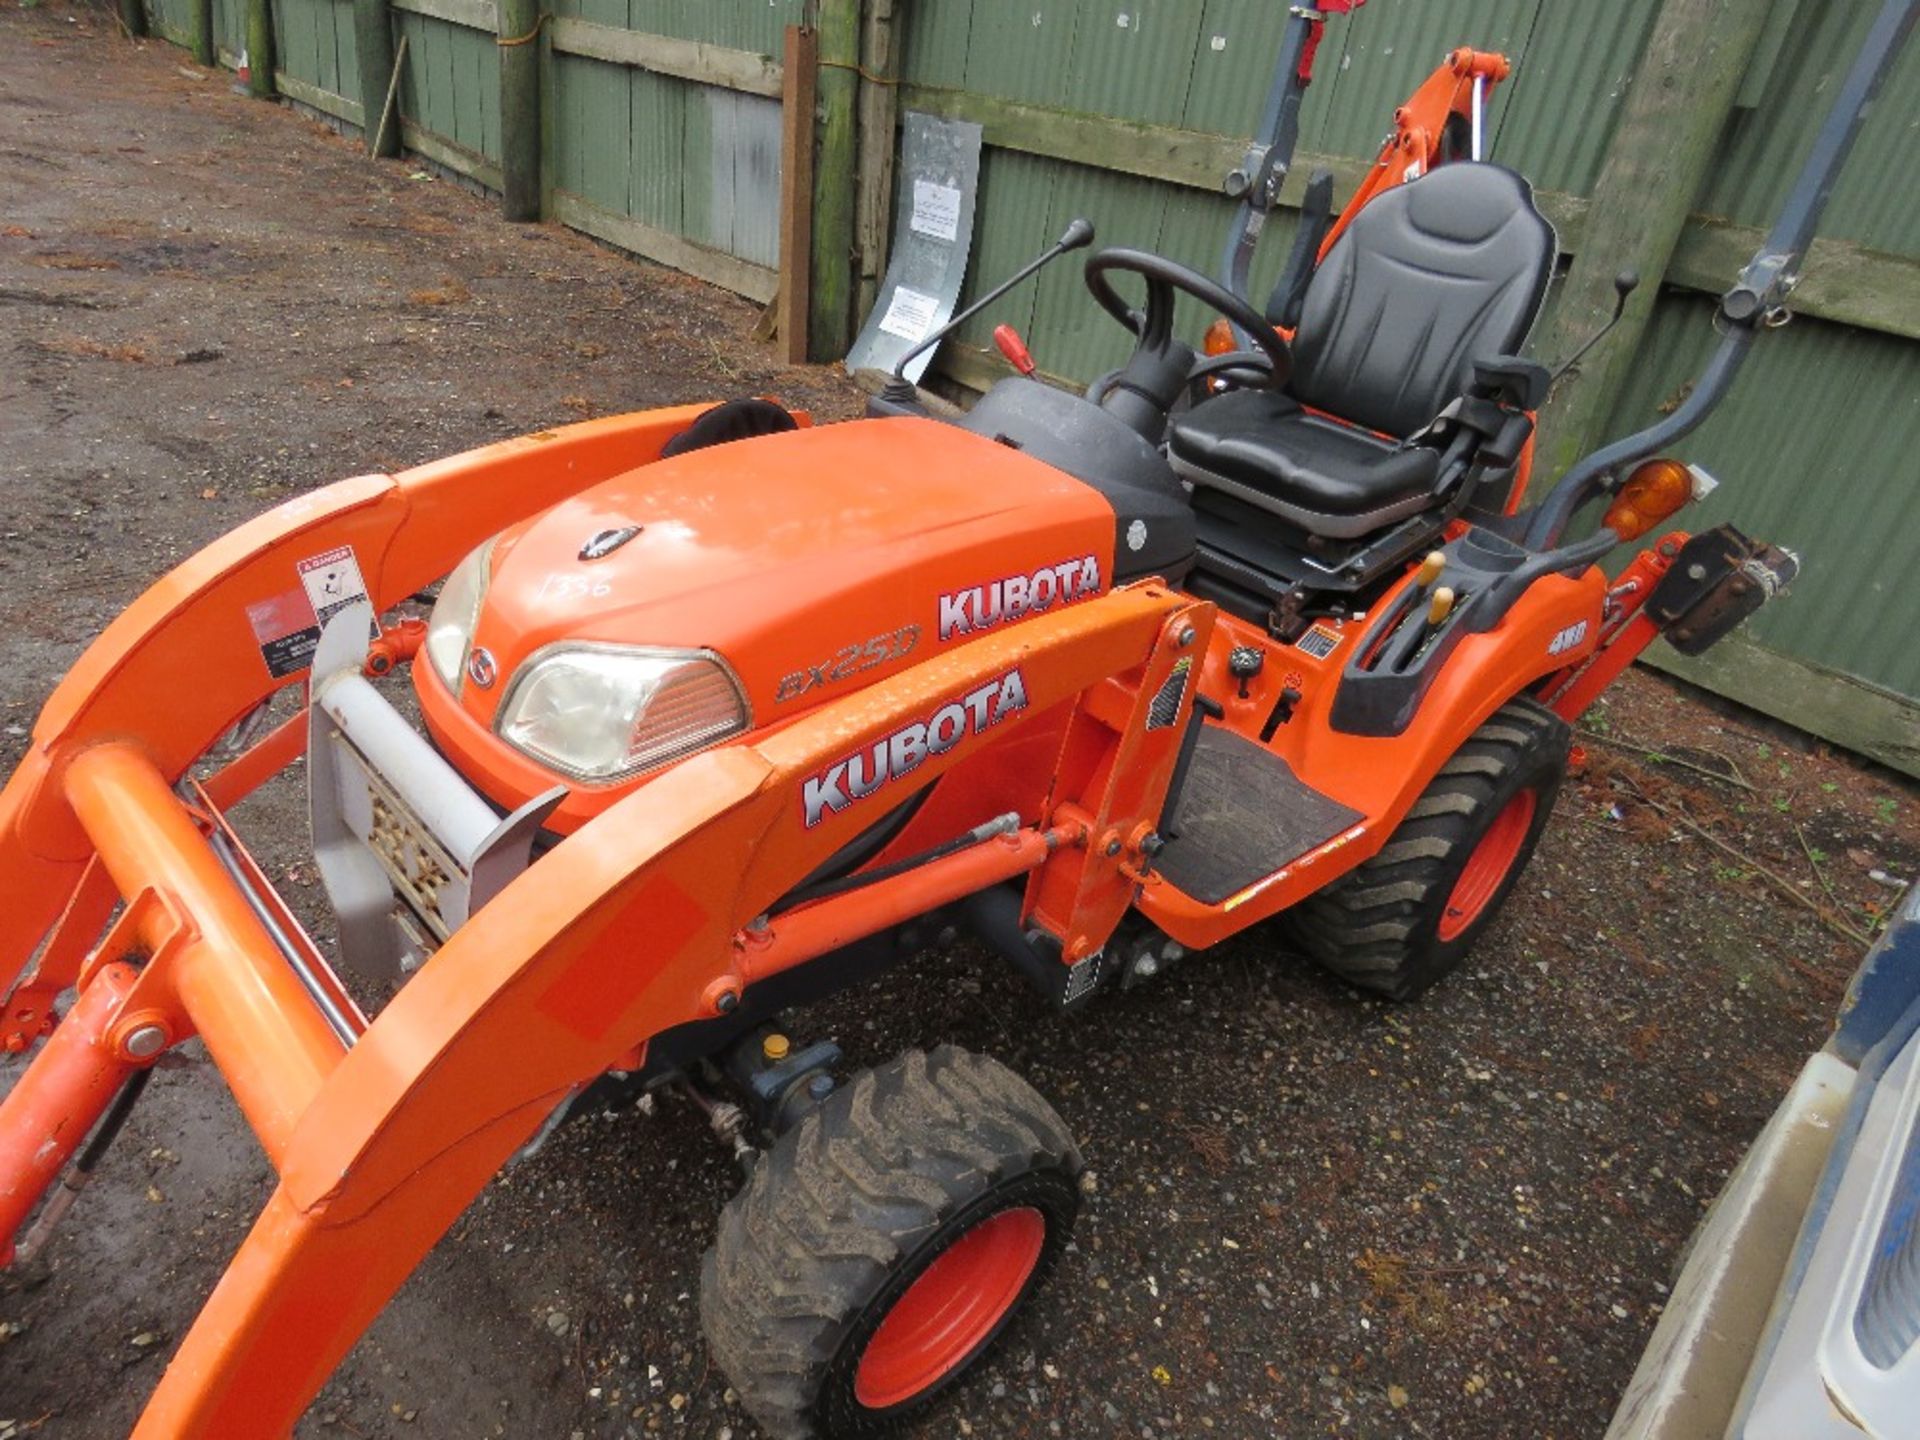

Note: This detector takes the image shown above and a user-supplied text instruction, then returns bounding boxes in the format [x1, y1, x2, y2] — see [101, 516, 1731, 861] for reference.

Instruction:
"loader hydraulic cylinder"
[0, 960, 139, 1265]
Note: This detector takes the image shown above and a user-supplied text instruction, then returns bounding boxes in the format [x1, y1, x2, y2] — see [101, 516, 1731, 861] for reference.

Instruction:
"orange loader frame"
[0, 411, 1215, 1436]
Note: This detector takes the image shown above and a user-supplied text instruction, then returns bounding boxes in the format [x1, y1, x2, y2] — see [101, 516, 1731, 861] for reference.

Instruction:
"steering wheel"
[1084, 248, 1294, 394]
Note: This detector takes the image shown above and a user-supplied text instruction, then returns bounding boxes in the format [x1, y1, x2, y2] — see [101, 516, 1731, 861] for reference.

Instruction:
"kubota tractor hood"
[413, 417, 1121, 824]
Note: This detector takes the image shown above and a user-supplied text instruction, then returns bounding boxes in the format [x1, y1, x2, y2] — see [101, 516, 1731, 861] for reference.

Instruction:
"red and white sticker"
[298, 545, 370, 628]
[247, 544, 371, 679]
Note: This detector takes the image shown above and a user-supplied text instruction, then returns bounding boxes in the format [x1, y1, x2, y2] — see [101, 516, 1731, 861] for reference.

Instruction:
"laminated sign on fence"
[845, 113, 983, 383]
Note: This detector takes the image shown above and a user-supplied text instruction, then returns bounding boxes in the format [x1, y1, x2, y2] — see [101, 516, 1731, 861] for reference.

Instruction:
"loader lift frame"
[0, 407, 1211, 1434]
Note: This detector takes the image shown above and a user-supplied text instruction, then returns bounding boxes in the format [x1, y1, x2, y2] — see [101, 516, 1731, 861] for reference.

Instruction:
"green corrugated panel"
[950, 151, 1301, 381]
[1062, 1, 1203, 128]
[622, 0, 800, 51]
[331, 0, 360, 106]
[1028, 160, 1174, 380]
[265, 0, 292, 61]
[394, 12, 423, 127]
[1486, 0, 1660, 196]
[1602, 296, 1920, 697]
[952, 147, 1055, 350]
[273, 0, 313, 87]
[960, 1, 1088, 108]
[1693, 1, 1920, 255]
[551, 51, 590, 196]
[428, 19, 457, 145]
[310, 0, 340, 95]
[680, 72, 712, 246]
[1177, 0, 1295, 136]
[629, 66, 687, 233]
[459, 22, 499, 159]
[900, 0, 974, 88]
[301, 0, 336, 97]
[213, 0, 240, 56]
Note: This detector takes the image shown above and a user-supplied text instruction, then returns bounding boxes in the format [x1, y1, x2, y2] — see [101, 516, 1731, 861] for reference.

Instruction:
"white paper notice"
[909, 180, 963, 243]
[878, 286, 941, 343]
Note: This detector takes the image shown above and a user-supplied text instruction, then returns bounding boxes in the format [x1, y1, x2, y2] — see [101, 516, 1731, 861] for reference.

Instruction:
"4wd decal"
[802, 669, 1029, 828]
[939, 556, 1102, 642]
[1547, 620, 1590, 656]
[775, 625, 921, 704]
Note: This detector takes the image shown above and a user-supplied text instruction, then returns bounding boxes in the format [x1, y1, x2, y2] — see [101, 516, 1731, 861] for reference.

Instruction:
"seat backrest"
[1289, 163, 1555, 439]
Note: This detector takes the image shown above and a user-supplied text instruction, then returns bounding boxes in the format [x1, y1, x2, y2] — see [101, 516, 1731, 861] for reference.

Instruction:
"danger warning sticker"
[246, 544, 372, 679]
[298, 545, 370, 627]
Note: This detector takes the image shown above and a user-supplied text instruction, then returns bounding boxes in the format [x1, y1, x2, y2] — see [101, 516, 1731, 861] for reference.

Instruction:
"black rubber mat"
[1154, 727, 1366, 905]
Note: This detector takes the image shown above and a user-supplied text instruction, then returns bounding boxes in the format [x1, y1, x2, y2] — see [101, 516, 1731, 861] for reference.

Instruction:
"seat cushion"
[1169, 388, 1440, 539]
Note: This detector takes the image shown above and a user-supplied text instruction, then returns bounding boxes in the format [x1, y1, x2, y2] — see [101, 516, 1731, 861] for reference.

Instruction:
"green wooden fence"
[543, 0, 798, 303]
[136, 0, 1920, 774]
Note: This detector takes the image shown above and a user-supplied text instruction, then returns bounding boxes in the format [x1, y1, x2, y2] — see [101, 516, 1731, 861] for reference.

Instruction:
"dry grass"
[407, 278, 470, 306]
[40, 335, 147, 363]
[31, 252, 120, 271]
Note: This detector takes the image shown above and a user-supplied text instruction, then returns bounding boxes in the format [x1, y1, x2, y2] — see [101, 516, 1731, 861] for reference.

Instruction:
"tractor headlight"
[495, 644, 749, 782]
[424, 539, 495, 695]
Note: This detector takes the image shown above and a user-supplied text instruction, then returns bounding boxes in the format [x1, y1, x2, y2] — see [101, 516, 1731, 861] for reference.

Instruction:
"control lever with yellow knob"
[1414, 550, 1446, 588]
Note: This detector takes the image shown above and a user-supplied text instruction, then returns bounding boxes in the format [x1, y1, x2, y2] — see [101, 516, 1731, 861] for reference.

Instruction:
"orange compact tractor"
[2, 1, 1909, 1434]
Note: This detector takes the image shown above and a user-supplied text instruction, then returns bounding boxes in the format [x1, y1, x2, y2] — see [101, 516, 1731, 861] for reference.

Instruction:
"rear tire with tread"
[1284, 698, 1569, 1000]
[700, 1045, 1082, 1439]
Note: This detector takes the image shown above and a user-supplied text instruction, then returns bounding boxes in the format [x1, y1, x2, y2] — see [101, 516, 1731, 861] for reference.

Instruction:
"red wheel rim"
[1438, 790, 1537, 942]
[853, 1206, 1047, 1410]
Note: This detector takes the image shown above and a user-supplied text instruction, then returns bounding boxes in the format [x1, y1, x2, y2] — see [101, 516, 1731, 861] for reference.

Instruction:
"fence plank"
[1667, 224, 1920, 343]
[548, 17, 781, 96]
[275, 68, 365, 124]
[551, 191, 779, 303]
[401, 116, 503, 189]
[391, 0, 494, 32]
[1641, 633, 1920, 780]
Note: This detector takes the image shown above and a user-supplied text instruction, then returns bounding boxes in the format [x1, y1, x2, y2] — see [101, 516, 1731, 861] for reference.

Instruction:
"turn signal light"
[1603, 458, 1695, 541]
[1203, 318, 1236, 357]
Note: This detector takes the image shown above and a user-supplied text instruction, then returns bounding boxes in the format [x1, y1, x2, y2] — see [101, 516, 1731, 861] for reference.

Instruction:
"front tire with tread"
[700, 1045, 1082, 1439]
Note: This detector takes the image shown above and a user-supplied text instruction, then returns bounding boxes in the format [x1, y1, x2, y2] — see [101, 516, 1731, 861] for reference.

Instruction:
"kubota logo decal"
[802, 669, 1030, 828]
[939, 556, 1102, 642]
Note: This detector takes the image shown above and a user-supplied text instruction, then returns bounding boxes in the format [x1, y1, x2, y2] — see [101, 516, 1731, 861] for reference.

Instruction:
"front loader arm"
[0, 406, 711, 1029]
[1, 535, 1202, 1435]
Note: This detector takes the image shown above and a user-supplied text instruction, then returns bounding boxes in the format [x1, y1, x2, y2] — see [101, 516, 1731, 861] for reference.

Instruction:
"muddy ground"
[1, 9, 1916, 1439]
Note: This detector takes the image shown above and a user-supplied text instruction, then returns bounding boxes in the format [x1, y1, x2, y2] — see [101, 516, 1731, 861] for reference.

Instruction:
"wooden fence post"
[117, 0, 146, 39]
[244, 0, 275, 99]
[809, 0, 860, 361]
[497, 0, 541, 221]
[192, 0, 214, 66]
[1529, 0, 1772, 496]
[354, 0, 401, 159]
[853, 0, 900, 324]
[780, 25, 820, 366]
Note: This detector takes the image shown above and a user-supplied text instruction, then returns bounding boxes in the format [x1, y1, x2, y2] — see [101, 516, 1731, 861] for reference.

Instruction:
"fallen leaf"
[1388, 1384, 1409, 1409]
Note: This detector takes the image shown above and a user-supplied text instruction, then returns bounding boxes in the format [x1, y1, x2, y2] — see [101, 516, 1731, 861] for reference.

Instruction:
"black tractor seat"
[1170, 162, 1556, 543]
[1170, 392, 1440, 539]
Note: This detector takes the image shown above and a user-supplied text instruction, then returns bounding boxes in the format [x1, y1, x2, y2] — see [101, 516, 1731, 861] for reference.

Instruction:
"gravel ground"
[2, 10, 1915, 1439]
